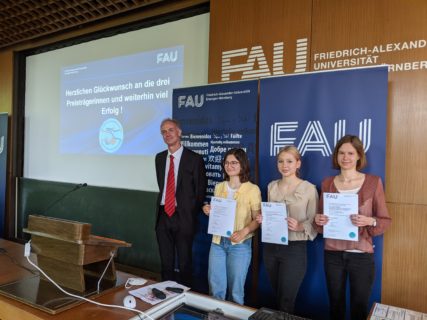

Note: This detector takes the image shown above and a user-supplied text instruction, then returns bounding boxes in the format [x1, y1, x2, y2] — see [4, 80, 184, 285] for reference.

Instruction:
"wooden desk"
[0, 239, 152, 320]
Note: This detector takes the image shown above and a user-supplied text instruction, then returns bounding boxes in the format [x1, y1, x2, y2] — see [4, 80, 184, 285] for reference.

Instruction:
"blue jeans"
[208, 237, 252, 305]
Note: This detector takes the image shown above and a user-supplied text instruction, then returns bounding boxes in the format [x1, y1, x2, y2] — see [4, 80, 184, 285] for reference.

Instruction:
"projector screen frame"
[8, 4, 210, 238]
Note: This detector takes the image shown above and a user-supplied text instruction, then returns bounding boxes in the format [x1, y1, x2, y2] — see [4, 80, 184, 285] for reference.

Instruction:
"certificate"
[207, 197, 236, 237]
[261, 202, 288, 245]
[323, 193, 359, 241]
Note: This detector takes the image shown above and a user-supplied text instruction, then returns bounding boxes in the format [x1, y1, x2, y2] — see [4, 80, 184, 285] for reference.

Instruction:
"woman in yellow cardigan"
[203, 148, 261, 305]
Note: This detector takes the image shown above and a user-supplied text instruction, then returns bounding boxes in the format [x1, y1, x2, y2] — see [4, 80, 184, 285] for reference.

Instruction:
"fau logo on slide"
[157, 50, 178, 64]
[270, 119, 372, 157]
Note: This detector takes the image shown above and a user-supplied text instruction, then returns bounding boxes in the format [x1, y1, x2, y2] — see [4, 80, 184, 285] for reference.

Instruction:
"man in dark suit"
[155, 118, 206, 286]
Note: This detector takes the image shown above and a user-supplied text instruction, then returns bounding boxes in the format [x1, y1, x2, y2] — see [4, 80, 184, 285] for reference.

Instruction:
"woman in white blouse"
[256, 146, 318, 313]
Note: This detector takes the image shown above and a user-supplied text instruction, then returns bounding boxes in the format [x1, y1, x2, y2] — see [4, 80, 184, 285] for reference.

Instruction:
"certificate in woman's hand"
[261, 202, 288, 245]
[323, 193, 359, 241]
[207, 197, 237, 237]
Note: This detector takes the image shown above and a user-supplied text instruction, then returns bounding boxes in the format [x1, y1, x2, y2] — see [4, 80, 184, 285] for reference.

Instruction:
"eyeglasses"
[224, 161, 240, 166]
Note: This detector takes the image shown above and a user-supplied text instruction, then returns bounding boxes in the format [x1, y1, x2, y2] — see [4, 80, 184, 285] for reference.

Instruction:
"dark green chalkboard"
[17, 178, 160, 273]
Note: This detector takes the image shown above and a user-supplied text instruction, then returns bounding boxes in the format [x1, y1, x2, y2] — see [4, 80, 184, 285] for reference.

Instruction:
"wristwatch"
[371, 218, 377, 227]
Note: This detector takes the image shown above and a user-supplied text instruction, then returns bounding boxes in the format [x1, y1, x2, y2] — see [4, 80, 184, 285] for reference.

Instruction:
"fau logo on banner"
[270, 118, 372, 157]
[259, 67, 388, 188]
[177, 94, 204, 108]
[258, 67, 388, 318]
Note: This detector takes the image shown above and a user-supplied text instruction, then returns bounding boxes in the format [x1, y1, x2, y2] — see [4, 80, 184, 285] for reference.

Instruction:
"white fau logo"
[221, 39, 308, 81]
[156, 50, 178, 64]
[178, 94, 204, 108]
[270, 119, 372, 156]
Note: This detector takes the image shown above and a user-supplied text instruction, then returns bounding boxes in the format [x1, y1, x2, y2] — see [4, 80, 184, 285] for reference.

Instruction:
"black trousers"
[263, 241, 307, 314]
[324, 250, 375, 320]
[156, 206, 194, 287]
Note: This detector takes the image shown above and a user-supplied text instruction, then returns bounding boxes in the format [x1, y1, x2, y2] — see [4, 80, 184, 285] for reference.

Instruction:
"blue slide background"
[60, 46, 183, 155]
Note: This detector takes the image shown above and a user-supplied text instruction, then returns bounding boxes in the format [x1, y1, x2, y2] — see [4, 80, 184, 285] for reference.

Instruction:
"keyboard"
[249, 307, 311, 320]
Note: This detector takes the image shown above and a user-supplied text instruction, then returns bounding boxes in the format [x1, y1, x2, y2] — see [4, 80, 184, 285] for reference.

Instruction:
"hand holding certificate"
[323, 192, 359, 241]
[261, 202, 288, 245]
[207, 197, 236, 237]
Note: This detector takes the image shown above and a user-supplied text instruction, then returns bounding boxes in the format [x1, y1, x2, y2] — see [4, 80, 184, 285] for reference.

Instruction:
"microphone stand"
[43, 183, 87, 215]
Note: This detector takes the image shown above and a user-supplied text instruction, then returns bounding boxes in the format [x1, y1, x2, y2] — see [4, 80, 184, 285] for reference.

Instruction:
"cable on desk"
[24, 241, 154, 320]
[0, 247, 39, 275]
[97, 251, 115, 294]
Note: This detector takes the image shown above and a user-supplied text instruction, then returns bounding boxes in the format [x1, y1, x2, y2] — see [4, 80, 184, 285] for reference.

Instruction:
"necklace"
[338, 173, 360, 183]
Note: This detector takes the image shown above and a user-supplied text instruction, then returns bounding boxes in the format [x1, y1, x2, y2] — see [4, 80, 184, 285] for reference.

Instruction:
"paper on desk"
[129, 280, 189, 305]
[370, 303, 427, 320]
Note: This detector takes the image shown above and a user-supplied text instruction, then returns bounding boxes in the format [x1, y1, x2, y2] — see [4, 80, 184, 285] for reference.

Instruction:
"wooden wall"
[0, 52, 13, 114]
[209, 0, 427, 312]
[0, 51, 15, 238]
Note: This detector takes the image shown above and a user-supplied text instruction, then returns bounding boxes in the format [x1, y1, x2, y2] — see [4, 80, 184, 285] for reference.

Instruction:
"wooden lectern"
[23, 215, 131, 292]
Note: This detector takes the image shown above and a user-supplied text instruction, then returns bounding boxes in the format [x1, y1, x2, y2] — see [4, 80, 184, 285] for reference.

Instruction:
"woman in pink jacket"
[314, 135, 391, 320]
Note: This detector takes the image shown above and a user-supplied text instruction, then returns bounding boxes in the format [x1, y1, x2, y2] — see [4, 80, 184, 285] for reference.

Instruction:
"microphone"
[44, 183, 88, 215]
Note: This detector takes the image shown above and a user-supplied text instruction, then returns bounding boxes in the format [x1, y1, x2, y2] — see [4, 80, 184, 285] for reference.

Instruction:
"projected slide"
[60, 46, 183, 155]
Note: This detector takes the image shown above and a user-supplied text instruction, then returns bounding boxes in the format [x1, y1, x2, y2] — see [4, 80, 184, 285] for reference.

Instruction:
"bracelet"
[371, 218, 377, 227]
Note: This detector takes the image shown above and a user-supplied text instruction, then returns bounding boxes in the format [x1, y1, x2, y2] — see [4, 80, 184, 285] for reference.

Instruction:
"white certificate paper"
[323, 193, 359, 241]
[261, 202, 288, 245]
[207, 197, 236, 237]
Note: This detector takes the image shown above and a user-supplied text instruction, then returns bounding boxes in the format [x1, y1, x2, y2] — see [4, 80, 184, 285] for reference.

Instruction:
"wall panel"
[0, 51, 15, 238]
[0, 51, 13, 114]
[311, 0, 427, 205]
[382, 203, 427, 312]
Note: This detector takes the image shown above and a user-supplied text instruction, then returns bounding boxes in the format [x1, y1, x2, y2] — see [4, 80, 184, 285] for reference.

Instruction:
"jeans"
[324, 250, 375, 320]
[208, 237, 252, 305]
[263, 241, 307, 313]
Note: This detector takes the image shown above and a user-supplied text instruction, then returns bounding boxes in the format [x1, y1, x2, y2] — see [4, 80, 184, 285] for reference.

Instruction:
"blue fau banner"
[0, 113, 8, 237]
[173, 80, 258, 293]
[258, 67, 388, 319]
